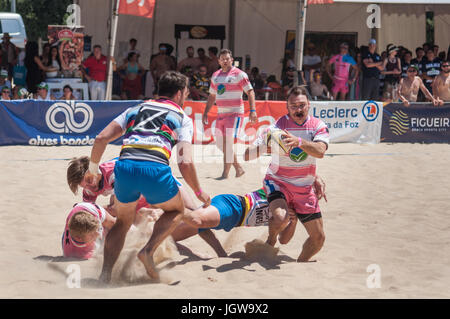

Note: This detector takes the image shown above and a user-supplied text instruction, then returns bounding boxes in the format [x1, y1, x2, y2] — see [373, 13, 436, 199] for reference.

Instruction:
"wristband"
[298, 137, 302, 146]
[195, 189, 203, 197]
[250, 109, 256, 113]
[88, 161, 100, 175]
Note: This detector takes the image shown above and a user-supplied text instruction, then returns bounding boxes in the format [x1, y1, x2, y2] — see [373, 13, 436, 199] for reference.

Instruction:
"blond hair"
[68, 211, 100, 239]
[67, 156, 90, 194]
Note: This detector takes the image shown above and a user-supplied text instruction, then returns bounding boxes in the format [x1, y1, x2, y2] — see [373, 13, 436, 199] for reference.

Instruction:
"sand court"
[0, 143, 449, 298]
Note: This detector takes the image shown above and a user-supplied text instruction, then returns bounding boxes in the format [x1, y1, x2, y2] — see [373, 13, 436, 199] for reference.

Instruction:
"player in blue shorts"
[171, 177, 326, 257]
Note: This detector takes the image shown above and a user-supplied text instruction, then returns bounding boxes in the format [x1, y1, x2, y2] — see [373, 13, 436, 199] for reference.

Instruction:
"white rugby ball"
[266, 128, 289, 155]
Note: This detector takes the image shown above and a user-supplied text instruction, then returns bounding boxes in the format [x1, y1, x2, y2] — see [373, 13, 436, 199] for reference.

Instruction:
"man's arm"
[202, 93, 216, 125]
[420, 78, 438, 105]
[397, 79, 410, 106]
[283, 131, 327, 158]
[246, 89, 257, 123]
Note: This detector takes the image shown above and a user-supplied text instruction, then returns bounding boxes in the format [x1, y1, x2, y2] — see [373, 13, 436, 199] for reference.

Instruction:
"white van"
[0, 13, 27, 48]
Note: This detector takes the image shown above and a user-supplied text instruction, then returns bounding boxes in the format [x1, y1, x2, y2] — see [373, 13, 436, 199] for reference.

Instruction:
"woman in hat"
[381, 44, 402, 102]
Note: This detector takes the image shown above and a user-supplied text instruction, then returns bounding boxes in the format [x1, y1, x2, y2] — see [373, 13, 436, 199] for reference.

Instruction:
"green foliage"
[0, 0, 73, 41]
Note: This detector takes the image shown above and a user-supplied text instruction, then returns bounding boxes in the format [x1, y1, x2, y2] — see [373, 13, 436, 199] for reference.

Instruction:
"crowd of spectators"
[0, 35, 448, 104]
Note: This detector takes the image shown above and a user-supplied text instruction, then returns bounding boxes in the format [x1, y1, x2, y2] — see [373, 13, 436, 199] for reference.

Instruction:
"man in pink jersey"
[244, 86, 329, 262]
[326, 43, 359, 101]
[62, 202, 116, 259]
[202, 49, 257, 180]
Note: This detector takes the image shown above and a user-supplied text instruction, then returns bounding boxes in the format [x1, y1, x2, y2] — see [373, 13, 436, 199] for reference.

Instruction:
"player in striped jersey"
[202, 49, 257, 180]
[244, 86, 329, 262]
[85, 71, 210, 282]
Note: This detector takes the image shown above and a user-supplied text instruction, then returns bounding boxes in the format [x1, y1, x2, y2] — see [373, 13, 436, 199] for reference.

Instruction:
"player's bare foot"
[235, 168, 245, 178]
[215, 174, 228, 180]
[138, 249, 159, 280]
[99, 270, 112, 283]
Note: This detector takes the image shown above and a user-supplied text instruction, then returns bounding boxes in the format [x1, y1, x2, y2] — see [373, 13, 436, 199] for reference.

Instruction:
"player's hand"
[202, 112, 208, 126]
[197, 191, 211, 207]
[249, 110, 258, 124]
[403, 100, 410, 107]
[282, 131, 300, 149]
[84, 171, 101, 186]
[313, 176, 327, 202]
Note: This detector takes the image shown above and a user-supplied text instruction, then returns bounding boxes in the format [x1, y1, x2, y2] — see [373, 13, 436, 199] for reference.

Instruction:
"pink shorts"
[264, 178, 320, 215]
[214, 114, 243, 138]
[332, 79, 349, 94]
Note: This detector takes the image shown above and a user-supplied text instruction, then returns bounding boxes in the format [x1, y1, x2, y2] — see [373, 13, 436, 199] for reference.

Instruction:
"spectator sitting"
[177, 46, 200, 78]
[35, 82, 55, 101]
[432, 61, 450, 105]
[189, 64, 210, 100]
[398, 64, 437, 106]
[118, 51, 145, 100]
[327, 42, 358, 100]
[46, 46, 61, 79]
[0, 69, 11, 92]
[310, 71, 330, 100]
[381, 44, 402, 102]
[1, 86, 10, 100]
[63, 85, 76, 100]
[12, 86, 29, 99]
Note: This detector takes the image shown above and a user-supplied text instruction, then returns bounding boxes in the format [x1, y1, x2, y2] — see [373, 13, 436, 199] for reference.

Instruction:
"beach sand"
[0, 143, 449, 298]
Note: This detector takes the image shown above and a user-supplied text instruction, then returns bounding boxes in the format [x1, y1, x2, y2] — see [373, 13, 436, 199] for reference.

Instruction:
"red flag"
[118, 0, 155, 18]
[308, 0, 333, 4]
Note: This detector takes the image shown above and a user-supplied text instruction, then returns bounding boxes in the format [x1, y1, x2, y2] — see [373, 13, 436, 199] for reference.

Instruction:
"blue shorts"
[114, 159, 179, 204]
[199, 194, 244, 233]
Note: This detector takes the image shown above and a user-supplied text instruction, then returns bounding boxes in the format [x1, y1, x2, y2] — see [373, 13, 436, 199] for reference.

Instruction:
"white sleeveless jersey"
[239, 189, 271, 227]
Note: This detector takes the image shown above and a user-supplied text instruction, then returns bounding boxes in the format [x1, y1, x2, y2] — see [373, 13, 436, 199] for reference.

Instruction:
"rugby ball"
[266, 128, 289, 155]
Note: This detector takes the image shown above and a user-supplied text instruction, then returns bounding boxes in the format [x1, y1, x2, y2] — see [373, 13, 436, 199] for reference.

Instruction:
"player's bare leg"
[266, 198, 290, 246]
[297, 217, 325, 262]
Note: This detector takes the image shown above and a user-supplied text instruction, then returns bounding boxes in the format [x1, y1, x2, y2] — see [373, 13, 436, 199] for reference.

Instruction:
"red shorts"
[332, 79, 349, 94]
[214, 114, 243, 138]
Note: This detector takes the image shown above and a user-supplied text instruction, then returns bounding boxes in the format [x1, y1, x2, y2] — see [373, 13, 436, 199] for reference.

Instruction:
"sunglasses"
[443, 65, 450, 68]
[407, 69, 417, 72]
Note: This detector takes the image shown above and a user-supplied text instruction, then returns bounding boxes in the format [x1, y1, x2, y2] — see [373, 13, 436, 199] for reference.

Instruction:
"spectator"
[123, 38, 140, 64]
[45, 46, 61, 79]
[379, 50, 388, 98]
[432, 61, 450, 104]
[433, 45, 440, 60]
[361, 38, 383, 100]
[1, 86, 10, 100]
[207, 46, 220, 76]
[438, 51, 446, 63]
[327, 42, 358, 100]
[411, 47, 426, 74]
[12, 86, 29, 99]
[0, 69, 11, 92]
[81, 45, 109, 100]
[197, 48, 211, 70]
[118, 51, 145, 100]
[282, 66, 306, 96]
[310, 71, 330, 100]
[303, 43, 321, 84]
[381, 44, 402, 102]
[249, 67, 265, 90]
[150, 43, 176, 90]
[422, 49, 441, 95]
[35, 82, 55, 101]
[398, 64, 437, 106]
[25, 41, 57, 94]
[401, 50, 413, 78]
[189, 64, 210, 100]
[0, 33, 18, 80]
[177, 46, 200, 78]
[62, 85, 76, 100]
[40, 43, 51, 67]
[422, 43, 431, 55]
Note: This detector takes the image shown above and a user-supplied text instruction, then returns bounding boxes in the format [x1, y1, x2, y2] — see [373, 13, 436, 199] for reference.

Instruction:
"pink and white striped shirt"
[209, 66, 253, 115]
[256, 115, 329, 193]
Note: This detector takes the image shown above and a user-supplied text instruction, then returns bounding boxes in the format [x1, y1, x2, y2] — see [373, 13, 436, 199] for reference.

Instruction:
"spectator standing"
[40, 43, 51, 66]
[303, 43, 321, 84]
[81, 45, 109, 100]
[401, 50, 413, 78]
[207, 46, 220, 76]
[24, 42, 57, 94]
[432, 61, 450, 104]
[0, 33, 18, 80]
[382, 44, 402, 101]
[398, 64, 437, 106]
[433, 45, 440, 60]
[327, 42, 358, 100]
[118, 51, 145, 100]
[361, 39, 383, 100]
[202, 49, 256, 179]
[282, 66, 306, 97]
[122, 38, 140, 64]
[197, 48, 212, 70]
[45, 46, 61, 79]
[177, 46, 200, 78]
[150, 43, 176, 90]
[422, 49, 441, 95]
[411, 47, 426, 74]
[189, 64, 210, 100]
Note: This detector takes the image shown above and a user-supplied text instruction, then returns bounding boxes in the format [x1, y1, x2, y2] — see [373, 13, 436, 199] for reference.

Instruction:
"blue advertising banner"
[0, 100, 140, 146]
[381, 103, 450, 143]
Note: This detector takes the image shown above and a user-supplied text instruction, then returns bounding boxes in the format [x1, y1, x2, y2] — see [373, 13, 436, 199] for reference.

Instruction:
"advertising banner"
[381, 103, 450, 143]
[0, 100, 382, 146]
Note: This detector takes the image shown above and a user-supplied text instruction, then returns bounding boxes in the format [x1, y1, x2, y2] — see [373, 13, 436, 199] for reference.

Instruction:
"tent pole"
[229, 0, 236, 52]
[294, 0, 307, 86]
[106, 0, 120, 100]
